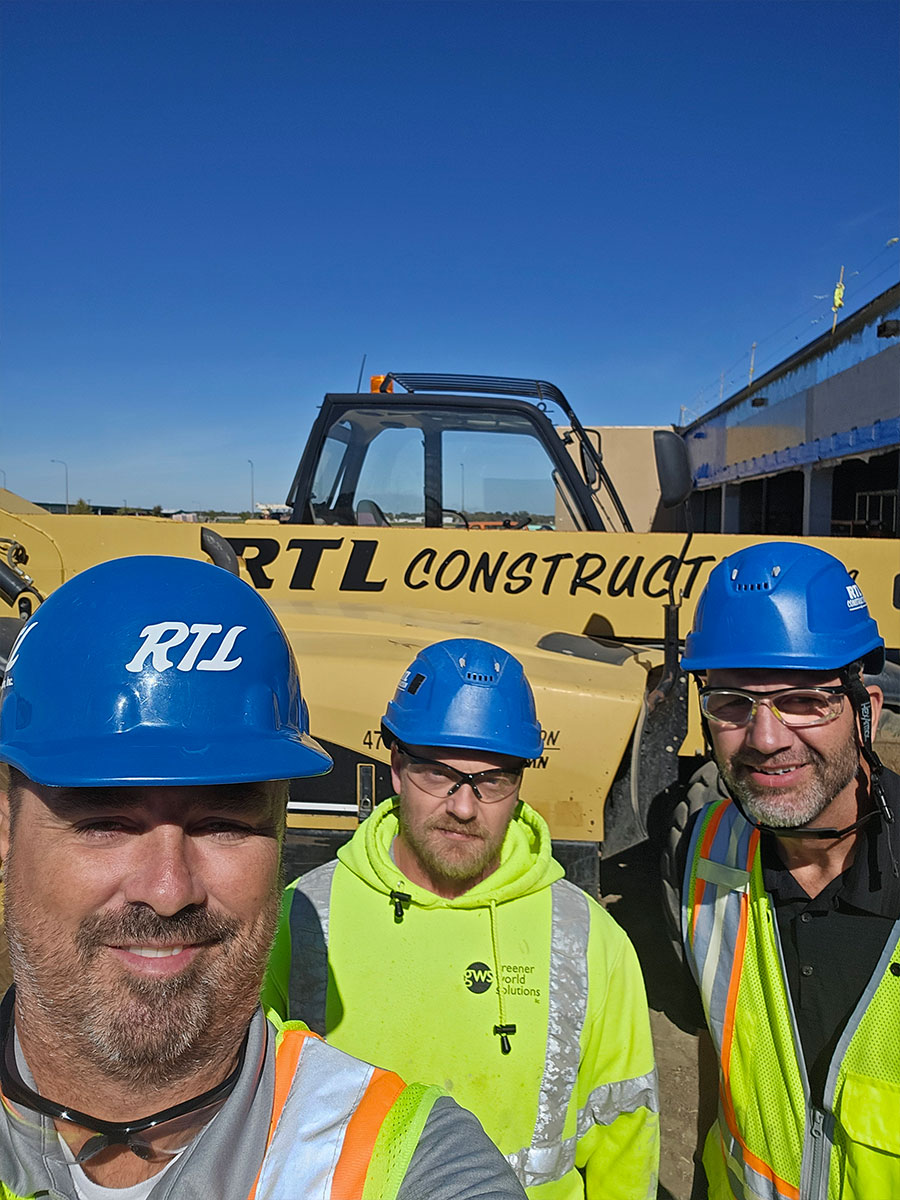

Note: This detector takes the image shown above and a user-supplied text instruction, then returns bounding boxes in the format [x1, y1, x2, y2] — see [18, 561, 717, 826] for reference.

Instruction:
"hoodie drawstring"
[390, 890, 411, 923]
[489, 899, 516, 1055]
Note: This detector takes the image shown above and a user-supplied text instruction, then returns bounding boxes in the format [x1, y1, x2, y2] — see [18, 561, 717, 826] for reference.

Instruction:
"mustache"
[733, 749, 818, 769]
[75, 906, 239, 957]
[426, 816, 485, 839]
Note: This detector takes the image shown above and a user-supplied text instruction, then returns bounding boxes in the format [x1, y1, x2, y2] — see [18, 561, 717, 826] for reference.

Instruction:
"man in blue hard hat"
[668, 541, 899, 1199]
[263, 637, 660, 1200]
[0, 557, 526, 1200]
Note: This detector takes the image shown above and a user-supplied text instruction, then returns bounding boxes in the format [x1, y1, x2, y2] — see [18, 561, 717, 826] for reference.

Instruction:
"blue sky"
[2, 0, 897, 511]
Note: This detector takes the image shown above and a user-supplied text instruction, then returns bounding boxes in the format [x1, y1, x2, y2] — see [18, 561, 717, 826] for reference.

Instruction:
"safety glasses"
[0, 989, 248, 1163]
[396, 741, 525, 803]
[699, 685, 847, 729]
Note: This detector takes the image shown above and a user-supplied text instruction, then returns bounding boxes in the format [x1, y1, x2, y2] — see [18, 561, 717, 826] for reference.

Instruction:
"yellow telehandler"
[2, 374, 897, 890]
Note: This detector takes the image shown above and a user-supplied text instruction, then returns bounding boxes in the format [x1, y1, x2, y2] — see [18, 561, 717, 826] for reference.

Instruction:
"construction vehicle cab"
[287, 374, 643, 533]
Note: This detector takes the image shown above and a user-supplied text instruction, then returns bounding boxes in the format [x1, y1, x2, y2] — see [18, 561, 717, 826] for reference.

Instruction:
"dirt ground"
[601, 844, 702, 1200]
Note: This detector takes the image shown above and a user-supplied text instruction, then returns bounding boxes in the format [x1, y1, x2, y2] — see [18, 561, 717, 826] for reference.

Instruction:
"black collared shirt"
[762, 769, 900, 1104]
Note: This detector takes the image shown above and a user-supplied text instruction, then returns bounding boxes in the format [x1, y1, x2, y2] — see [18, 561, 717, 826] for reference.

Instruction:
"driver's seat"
[356, 499, 391, 527]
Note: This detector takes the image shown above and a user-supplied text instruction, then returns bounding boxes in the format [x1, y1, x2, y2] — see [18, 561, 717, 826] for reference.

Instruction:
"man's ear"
[389, 742, 403, 796]
[0, 772, 10, 864]
[866, 684, 884, 740]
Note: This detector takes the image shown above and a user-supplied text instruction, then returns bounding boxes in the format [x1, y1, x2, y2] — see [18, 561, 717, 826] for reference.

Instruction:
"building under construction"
[682, 282, 900, 538]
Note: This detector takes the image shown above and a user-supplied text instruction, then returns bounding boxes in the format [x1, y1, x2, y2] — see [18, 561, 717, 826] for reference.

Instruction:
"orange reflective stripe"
[246, 1029, 315, 1200]
[330, 1067, 406, 1200]
[691, 801, 728, 941]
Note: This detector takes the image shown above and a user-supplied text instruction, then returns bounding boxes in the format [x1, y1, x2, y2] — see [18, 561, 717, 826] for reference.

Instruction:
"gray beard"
[5, 880, 279, 1088]
[718, 734, 860, 829]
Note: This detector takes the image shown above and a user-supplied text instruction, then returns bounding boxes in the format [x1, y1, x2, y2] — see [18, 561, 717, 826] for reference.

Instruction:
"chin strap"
[842, 665, 892, 824]
[726, 787, 880, 841]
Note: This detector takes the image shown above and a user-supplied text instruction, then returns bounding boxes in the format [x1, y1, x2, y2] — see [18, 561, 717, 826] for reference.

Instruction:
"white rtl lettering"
[196, 625, 246, 672]
[125, 623, 190, 672]
[5, 620, 38, 675]
[177, 624, 223, 671]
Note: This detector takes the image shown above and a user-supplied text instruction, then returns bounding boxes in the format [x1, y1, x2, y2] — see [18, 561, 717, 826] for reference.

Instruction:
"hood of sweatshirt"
[337, 797, 564, 909]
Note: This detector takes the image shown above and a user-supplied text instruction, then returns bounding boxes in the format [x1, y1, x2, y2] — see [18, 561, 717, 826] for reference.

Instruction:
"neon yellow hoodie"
[263, 800, 658, 1200]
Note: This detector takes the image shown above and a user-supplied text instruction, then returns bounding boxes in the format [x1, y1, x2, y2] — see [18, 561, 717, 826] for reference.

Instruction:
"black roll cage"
[286, 373, 631, 531]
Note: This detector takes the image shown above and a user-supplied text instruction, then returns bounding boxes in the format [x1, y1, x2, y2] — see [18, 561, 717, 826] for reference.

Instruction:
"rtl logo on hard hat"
[125, 622, 247, 673]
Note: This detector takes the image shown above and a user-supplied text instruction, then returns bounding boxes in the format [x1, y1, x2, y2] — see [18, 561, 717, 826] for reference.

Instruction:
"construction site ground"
[601, 843, 701, 1200]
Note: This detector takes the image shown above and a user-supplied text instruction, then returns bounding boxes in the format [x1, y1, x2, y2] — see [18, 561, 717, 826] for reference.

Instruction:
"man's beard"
[397, 809, 505, 889]
[4, 873, 281, 1088]
[717, 730, 860, 829]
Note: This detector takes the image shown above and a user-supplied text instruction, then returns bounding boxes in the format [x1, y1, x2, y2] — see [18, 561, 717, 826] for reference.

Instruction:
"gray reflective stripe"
[696, 858, 750, 890]
[255, 1036, 375, 1200]
[693, 814, 800, 1200]
[506, 880, 588, 1188]
[288, 860, 337, 1033]
[719, 1114, 793, 1200]
[507, 1071, 659, 1191]
[688, 805, 755, 1052]
[579, 1069, 659, 1128]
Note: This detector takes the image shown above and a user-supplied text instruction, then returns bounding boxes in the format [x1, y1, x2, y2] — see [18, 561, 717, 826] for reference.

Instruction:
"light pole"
[0, 469, 6, 488]
[460, 463, 465, 511]
[247, 459, 255, 515]
[51, 459, 69, 513]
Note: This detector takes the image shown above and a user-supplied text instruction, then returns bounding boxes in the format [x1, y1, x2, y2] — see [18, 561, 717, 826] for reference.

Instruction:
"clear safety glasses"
[699, 685, 847, 730]
[0, 989, 248, 1163]
[396, 741, 526, 803]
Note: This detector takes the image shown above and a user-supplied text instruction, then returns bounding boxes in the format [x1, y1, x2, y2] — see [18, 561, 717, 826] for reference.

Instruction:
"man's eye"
[76, 819, 131, 837]
[196, 820, 252, 837]
[424, 769, 454, 784]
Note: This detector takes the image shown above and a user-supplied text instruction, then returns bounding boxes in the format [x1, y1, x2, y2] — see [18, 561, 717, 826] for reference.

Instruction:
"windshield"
[306, 405, 585, 529]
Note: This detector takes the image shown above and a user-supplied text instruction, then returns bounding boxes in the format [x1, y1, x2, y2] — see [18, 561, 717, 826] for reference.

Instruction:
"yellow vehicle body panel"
[2, 509, 897, 846]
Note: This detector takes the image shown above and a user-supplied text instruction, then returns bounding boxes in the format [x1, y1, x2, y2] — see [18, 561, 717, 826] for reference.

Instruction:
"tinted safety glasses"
[396, 741, 526, 803]
[0, 988, 249, 1163]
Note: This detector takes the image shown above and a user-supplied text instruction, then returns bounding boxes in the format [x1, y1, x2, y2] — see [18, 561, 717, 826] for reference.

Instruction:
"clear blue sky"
[2, 0, 897, 511]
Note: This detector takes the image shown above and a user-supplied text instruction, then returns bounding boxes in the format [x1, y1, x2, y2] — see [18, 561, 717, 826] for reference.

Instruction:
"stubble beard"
[398, 809, 504, 889]
[4, 857, 282, 1088]
[717, 730, 860, 829]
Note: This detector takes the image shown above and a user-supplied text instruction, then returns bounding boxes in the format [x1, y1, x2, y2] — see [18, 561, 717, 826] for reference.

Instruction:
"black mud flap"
[601, 672, 689, 858]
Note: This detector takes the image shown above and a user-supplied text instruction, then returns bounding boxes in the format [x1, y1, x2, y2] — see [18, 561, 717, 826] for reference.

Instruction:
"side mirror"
[653, 429, 693, 509]
[579, 430, 601, 488]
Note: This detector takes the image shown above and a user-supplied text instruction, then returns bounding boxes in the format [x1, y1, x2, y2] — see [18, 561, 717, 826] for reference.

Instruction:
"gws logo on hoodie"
[464, 962, 493, 993]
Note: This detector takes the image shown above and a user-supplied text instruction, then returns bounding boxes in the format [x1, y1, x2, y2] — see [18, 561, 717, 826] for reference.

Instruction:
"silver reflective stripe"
[255, 1036, 374, 1200]
[720, 1115, 791, 1200]
[579, 1069, 660, 1128]
[506, 880, 588, 1188]
[689, 804, 755, 1052]
[692, 813, 799, 1200]
[696, 858, 750, 891]
[508, 1070, 659, 1191]
[288, 860, 337, 1033]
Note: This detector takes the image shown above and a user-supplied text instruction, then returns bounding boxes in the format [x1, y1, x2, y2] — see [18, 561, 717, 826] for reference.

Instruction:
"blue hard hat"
[0, 555, 333, 787]
[682, 541, 884, 674]
[382, 638, 543, 760]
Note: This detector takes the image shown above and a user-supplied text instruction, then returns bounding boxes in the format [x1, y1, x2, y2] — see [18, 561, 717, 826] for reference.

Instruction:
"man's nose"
[445, 782, 480, 820]
[123, 826, 207, 915]
[744, 700, 794, 753]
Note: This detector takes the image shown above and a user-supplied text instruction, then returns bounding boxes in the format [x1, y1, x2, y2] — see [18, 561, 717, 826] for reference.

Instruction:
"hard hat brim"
[1, 729, 333, 789]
